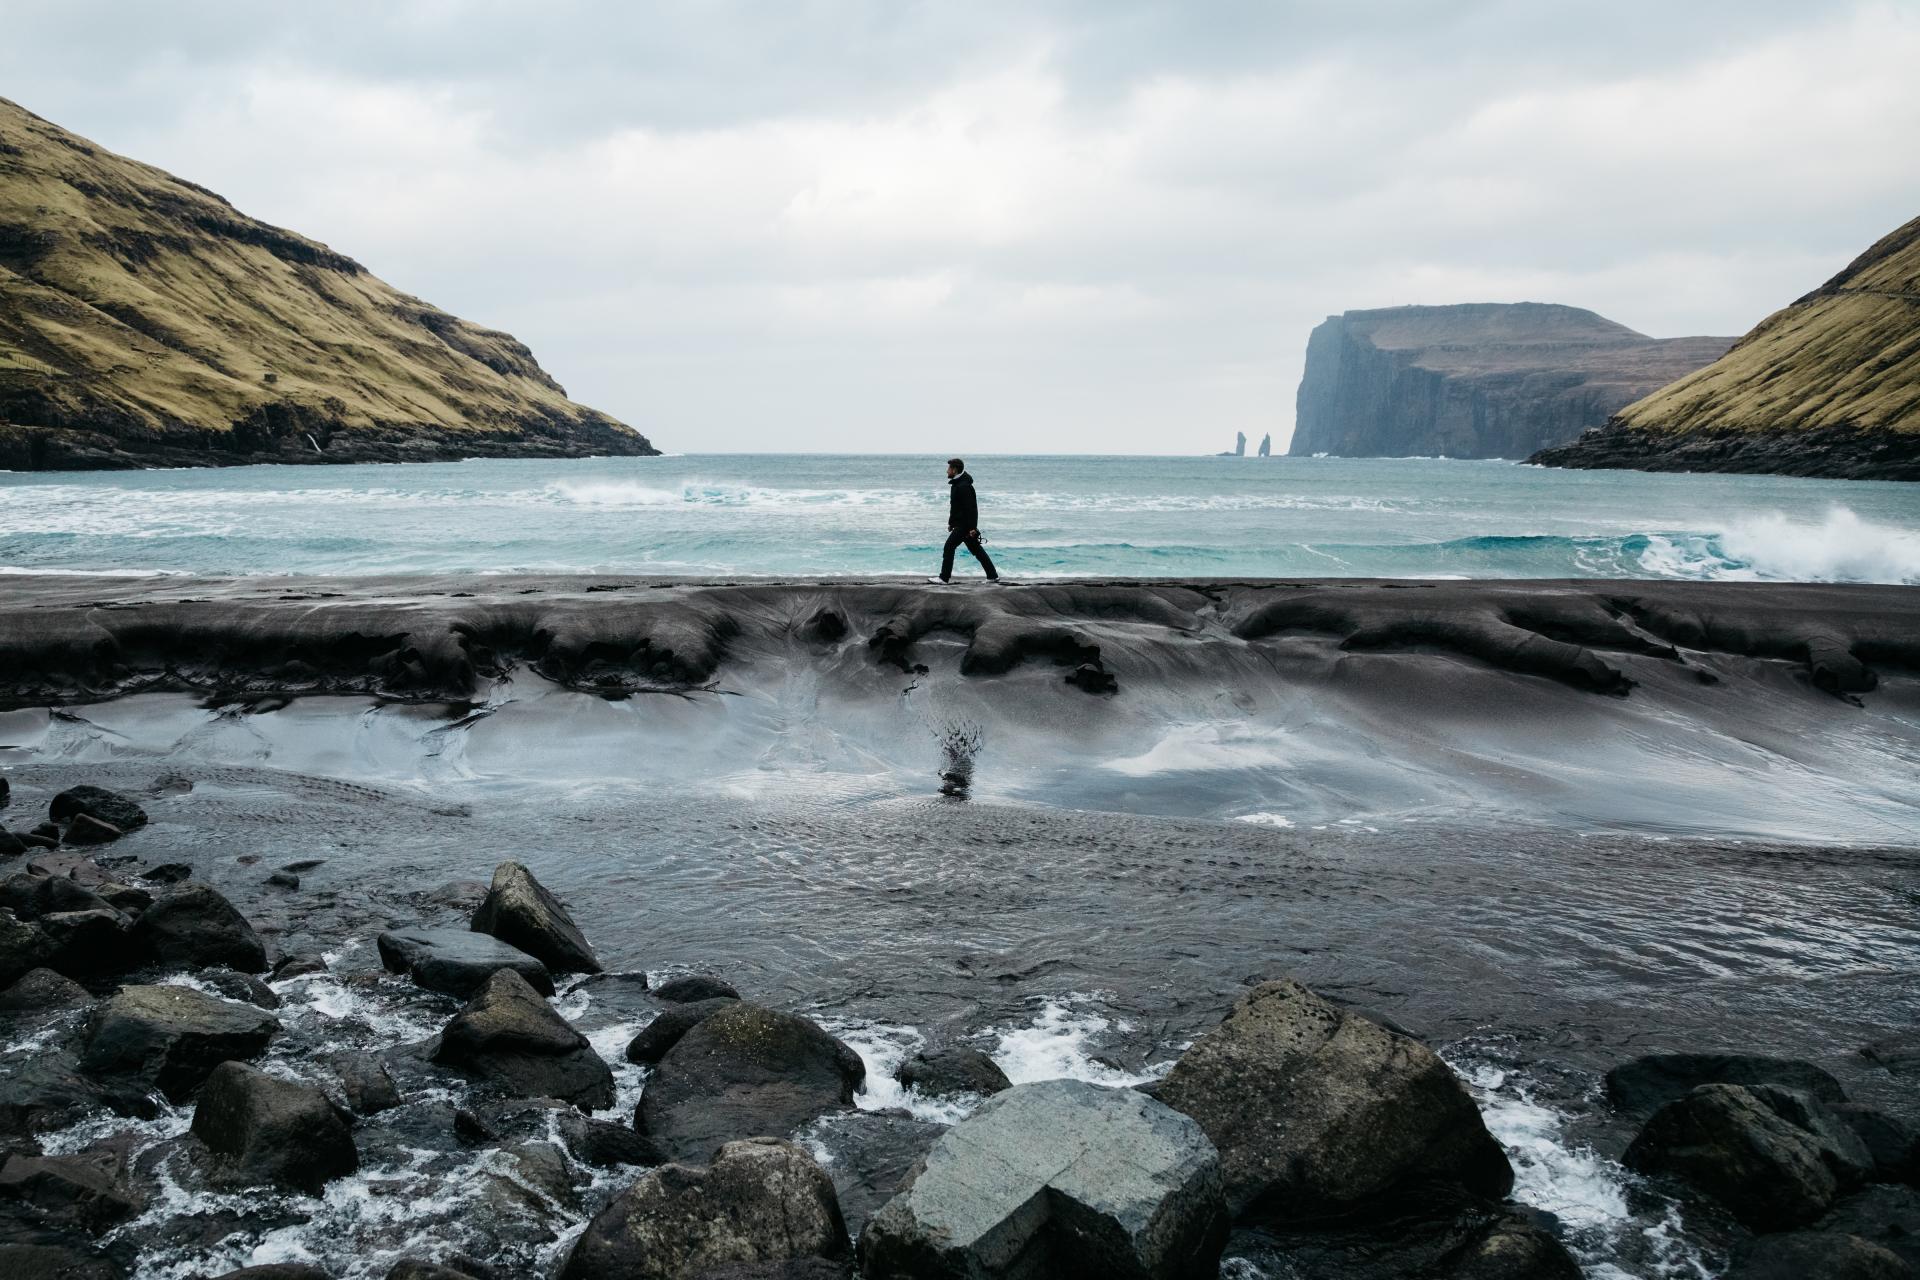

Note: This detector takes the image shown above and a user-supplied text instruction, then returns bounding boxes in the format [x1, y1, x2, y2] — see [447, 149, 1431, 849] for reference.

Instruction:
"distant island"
[0, 97, 655, 470]
[1288, 303, 1732, 459]
[1532, 214, 1920, 480]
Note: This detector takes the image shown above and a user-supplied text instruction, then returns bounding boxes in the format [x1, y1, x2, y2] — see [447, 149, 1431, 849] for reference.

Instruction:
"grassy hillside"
[1532, 215, 1920, 479]
[0, 96, 654, 468]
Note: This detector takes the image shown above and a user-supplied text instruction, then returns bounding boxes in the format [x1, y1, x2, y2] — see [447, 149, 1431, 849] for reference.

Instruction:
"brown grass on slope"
[1615, 214, 1920, 438]
[0, 96, 653, 468]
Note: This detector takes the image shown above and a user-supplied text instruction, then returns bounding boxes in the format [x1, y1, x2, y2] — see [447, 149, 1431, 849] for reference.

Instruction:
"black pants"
[940, 528, 997, 580]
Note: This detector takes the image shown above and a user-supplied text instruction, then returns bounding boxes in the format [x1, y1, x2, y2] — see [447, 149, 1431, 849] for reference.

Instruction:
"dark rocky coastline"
[1527, 419, 1920, 482]
[2, 806, 1915, 1278]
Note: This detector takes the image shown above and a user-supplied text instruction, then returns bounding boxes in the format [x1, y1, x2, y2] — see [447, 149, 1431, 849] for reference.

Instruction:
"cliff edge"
[0, 97, 656, 469]
[1289, 303, 1732, 459]
[1531, 214, 1920, 481]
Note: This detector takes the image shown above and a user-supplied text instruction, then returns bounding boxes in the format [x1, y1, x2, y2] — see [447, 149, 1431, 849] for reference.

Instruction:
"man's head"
[946, 457, 965, 479]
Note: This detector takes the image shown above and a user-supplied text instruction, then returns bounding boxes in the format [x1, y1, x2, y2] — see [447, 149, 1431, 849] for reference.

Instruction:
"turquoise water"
[2, 453, 1917, 580]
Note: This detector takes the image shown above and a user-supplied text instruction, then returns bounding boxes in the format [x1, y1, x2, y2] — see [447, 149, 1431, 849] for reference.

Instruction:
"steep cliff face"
[1289, 303, 1732, 459]
[0, 97, 656, 469]
[1532, 214, 1920, 480]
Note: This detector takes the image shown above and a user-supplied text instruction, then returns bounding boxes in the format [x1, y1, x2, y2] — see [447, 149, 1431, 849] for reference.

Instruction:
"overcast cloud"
[6, 1, 1919, 453]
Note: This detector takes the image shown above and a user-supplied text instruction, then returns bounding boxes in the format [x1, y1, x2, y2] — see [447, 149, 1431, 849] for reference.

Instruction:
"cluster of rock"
[5, 777, 1917, 1278]
[1610, 1053, 1920, 1278]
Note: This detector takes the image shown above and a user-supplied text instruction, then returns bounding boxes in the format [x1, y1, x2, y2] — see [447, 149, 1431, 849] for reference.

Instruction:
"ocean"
[3, 452, 1918, 581]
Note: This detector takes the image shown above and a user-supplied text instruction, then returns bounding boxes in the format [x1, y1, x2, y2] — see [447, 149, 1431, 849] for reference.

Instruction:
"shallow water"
[3, 453, 1917, 581]
[3, 675, 1916, 1277]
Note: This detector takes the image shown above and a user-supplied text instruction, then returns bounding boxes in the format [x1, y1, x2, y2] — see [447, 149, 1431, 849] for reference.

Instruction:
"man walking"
[931, 457, 1000, 583]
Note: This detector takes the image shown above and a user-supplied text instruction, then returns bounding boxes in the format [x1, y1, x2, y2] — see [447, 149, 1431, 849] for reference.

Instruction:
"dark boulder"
[191, 1060, 357, 1192]
[0, 778, 8, 808]
[129, 883, 267, 973]
[636, 1002, 864, 1163]
[141, 863, 192, 885]
[896, 1046, 1011, 1100]
[0, 968, 90, 1015]
[1726, 1231, 1915, 1280]
[0, 912, 51, 989]
[377, 928, 554, 998]
[34, 909, 136, 978]
[652, 974, 738, 1003]
[469, 861, 601, 974]
[79, 984, 278, 1102]
[1625, 1083, 1872, 1230]
[624, 998, 733, 1065]
[0, 1048, 158, 1137]
[386, 1263, 489, 1280]
[1820, 1185, 1920, 1271]
[0, 874, 114, 921]
[265, 871, 299, 890]
[1606, 1053, 1847, 1115]
[432, 969, 613, 1110]
[1833, 1105, 1920, 1185]
[0, 1242, 126, 1278]
[273, 952, 329, 980]
[320, 1051, 402, 1116]
[1154, 979, 1511, 1220]
[0, 1148, 140, 1233]
[859, 1079, 1228, 1280]
[196, 968, 282, 1010]
[477, 1097, 666, 1169]
[1239, 1188, 1582, 1280]
[60, 816, 124, 847]
[0, 831, 23, 859]
[210, 1268, 332, 1280]
[560, 1137, 847, 1280]
[89, 882, 150, 915]
[48, 788, 147, 835]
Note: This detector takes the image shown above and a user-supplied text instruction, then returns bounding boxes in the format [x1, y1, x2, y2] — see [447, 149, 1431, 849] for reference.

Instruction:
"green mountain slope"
[0, 97, 654, 469]
[1532, 214, 1920, 480]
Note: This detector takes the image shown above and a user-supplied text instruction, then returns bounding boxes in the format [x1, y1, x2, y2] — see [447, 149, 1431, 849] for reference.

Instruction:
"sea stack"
[1289, 303, 1732, 459]
[1532, 213, 1920, 480]
[1257, 432, 1271, 457]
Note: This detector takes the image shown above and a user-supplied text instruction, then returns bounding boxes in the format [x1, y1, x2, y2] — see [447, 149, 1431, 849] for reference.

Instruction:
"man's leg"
[939, 529, 964, 581]
[965, 534, 998, 580]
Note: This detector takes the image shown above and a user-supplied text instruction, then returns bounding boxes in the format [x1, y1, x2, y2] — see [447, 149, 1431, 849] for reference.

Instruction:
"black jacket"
[947, 472, 979, 532]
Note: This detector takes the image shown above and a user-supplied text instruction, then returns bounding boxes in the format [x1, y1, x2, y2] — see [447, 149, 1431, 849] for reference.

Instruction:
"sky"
[5, 2, 1920, 454]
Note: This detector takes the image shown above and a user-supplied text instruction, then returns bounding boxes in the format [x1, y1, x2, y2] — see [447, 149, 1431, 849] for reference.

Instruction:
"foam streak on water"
[2, 454, 1915, 581]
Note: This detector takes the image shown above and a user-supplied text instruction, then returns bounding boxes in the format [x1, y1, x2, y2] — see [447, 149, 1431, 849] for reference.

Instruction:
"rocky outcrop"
[1624, 1083, 1874, 1229]
[190, 1061, 358, 1192]
[129, 883, 267, 973]
[79, 984, 278, 1102]
[652, 974, 738, 1003]
[0, 95, 656, 470]
[1726, 1231, 1916, 1280]
[636, 1002, 865, 1163]
[1290, 303, 1732, 458]
[560, 1138, 848, 1280]
[859, 1079, 1228, 1279]
[1154, 979, 1511, 1220]
[470, 862, 602, 975]
[431, 968, 613, 1110]
[377, 927, 555, 998]
[624, 998, 735, 1065]
[895, 1047, 1011, 1100]
[1606, 1053, 1847, 1115]
[1532, 214, 1920, 480]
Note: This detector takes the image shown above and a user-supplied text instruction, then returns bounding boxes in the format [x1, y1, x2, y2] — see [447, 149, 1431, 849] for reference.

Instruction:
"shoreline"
[2, 573, 1917, 709]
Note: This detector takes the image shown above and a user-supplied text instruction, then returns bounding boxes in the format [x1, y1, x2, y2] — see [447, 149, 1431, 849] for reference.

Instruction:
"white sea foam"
[989, 996, 1168, 1088]
[1447, 1046, 1713, 1278]
[1639, 506, 1920, 585]
[1236, 812, 1295, 827]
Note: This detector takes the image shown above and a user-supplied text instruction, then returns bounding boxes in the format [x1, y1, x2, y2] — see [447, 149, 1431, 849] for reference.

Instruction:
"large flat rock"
[859, 1079, 1227, 1280]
